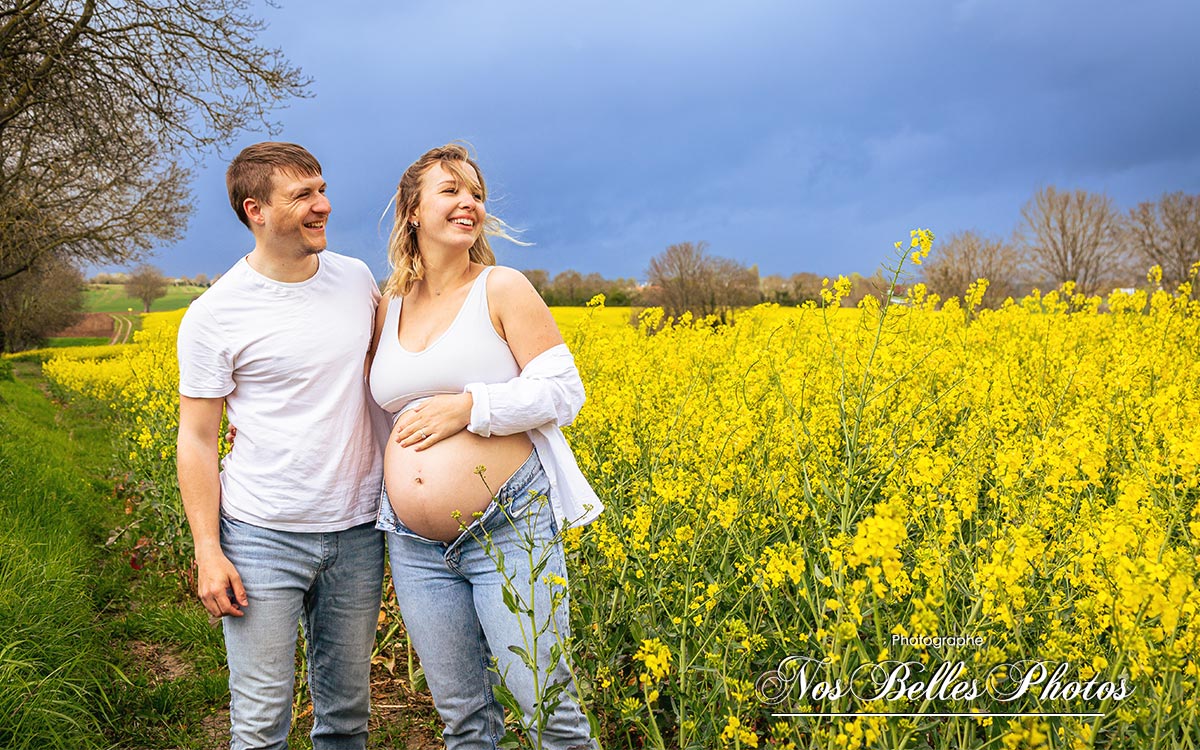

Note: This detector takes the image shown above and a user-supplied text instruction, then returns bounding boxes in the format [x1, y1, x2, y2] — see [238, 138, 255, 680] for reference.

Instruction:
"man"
[176, 142, 385, 749]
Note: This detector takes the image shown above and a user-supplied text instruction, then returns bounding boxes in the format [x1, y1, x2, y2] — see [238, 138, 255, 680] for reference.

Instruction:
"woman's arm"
[466, 267, 583, 436]
[464, 344, 584, 437]
[486, 266, 564, 369]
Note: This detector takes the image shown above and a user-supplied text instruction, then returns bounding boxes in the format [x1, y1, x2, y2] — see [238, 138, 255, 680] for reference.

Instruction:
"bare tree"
[760, 274, 789, 303]
[521, 269, 550, 296]
[920, 230, 1023, 307]
[581, 272, 608, 301]
[537, 270, 637, 306]
[125, 264, 169, 312]
[0, 255, 84, 352]
[707, 257, 760, 310]
[546, 270, 584, 305]
[790, 272, 823, 304]
[0, 0, 309, 284]
[645, 241, 712, 318]
[603, 278, 641, 306]
[1017, 187, 1127, 294]
[1126, 192, 1200, 287]
[847, 272, 889, 307]
[645, 241, 758, 320]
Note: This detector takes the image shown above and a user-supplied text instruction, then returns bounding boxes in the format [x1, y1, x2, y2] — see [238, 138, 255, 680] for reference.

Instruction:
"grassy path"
[1, 364, 120, 748]
[0, 364, 439, 748]
[0, 363, 233, 748]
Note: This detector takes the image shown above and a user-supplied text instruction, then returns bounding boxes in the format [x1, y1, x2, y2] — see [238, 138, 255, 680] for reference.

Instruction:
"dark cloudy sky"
[135, 0, 1200, 283]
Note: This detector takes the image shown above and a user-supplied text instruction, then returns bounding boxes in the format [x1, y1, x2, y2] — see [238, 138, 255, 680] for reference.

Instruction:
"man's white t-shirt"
[177, 251, 386, 532]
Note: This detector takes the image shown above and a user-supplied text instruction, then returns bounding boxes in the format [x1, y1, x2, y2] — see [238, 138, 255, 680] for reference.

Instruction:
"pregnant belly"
[384, 428, 534, 542]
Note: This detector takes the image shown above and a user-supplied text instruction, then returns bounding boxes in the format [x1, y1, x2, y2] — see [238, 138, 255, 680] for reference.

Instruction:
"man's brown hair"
[226, 142, 323, 228]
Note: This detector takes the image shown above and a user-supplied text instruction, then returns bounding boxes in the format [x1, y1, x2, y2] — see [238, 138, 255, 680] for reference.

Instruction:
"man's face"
[258, 171, 331, 255]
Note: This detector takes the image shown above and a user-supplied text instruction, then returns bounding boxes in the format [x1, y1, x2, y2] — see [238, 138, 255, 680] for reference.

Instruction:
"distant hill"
[84, 284, 206, 313]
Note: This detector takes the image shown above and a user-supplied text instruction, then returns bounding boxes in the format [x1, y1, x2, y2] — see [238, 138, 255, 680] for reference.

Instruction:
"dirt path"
[108, 313, 135, 344]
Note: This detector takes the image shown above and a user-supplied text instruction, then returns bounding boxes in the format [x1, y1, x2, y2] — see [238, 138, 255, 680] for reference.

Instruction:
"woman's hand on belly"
[393, 392, 473, 450]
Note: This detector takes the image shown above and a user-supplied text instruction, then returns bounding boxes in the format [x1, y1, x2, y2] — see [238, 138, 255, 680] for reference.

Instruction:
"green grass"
[105, 596, 231, 748]
[0, 367, 124, 748]
[0, 367, 233, 749]
[84, 284, 206, 313]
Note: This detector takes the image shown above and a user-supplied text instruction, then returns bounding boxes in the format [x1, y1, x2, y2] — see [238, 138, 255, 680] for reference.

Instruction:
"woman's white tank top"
[370, 266, 519, 414]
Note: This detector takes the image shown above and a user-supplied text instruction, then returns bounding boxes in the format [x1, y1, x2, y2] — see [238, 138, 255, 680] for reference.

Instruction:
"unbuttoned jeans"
[219, 516, 384, 750]
[378, 451, 596, 750]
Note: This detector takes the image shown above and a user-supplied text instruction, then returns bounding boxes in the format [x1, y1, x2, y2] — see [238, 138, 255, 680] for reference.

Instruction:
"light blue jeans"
[219, 516, 384, 750]
[378, 451, 596, 750]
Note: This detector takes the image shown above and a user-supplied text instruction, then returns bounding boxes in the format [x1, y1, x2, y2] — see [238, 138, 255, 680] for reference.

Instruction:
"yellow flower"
[633, 638, 673, 682]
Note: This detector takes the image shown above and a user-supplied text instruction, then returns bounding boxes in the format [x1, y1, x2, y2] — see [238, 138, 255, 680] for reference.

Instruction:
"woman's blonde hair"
[383, 143, 522, 297]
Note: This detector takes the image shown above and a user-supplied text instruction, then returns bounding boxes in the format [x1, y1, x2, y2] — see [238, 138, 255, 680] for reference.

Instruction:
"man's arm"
[366, 295, 389, 377]
[177, 395, 247, 618]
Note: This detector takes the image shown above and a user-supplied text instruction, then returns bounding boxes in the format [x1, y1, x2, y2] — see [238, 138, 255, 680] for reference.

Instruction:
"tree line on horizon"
[523, 185, 1199, 320]
[920, 187, 1200, 310]
[4, 185, 1197, 353]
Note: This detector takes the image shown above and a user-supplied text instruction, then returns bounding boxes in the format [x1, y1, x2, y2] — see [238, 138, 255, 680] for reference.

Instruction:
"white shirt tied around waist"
[465, 343, 604, 529]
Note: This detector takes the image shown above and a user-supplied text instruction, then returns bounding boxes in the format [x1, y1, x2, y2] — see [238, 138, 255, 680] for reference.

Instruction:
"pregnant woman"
[369, 143, 602, 749]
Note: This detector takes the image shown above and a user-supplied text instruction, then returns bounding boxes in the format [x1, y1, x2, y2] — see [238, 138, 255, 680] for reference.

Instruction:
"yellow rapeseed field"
[43, 241, 1200, 749]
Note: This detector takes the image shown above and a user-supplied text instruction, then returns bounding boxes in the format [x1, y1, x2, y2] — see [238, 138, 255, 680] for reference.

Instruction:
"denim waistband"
[495, 449, 541, 504]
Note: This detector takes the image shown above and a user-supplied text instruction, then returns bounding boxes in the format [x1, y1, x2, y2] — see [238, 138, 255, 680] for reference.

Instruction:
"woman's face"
[410, 161, 486, 251]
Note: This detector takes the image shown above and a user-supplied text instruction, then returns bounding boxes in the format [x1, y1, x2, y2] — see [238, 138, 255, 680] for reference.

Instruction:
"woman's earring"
[411, 221, 420, 229]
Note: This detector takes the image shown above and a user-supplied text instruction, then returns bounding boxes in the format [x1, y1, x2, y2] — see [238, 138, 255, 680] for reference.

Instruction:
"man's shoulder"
[319, 252, 380, 297]
[321, 251, 375, 280]
[178, 260, 252, 330]
[192, 258, 250, 300]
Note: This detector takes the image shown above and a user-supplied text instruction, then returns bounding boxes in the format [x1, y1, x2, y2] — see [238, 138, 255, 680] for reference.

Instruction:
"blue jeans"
[378, 451, 596, 750]
[220, 516, 384, 750]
